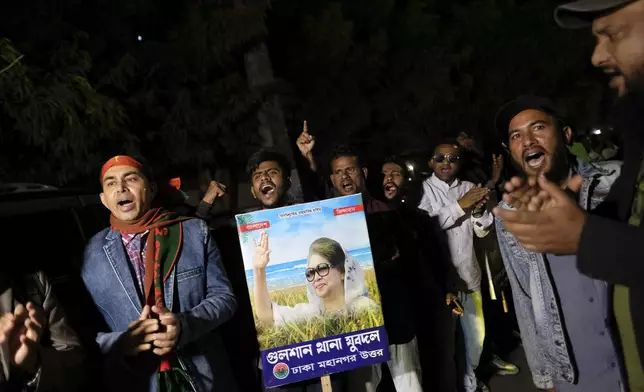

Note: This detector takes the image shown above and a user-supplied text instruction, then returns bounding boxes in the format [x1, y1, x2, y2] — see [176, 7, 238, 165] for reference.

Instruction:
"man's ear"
[362, 167, 368, 180]
[251, 186, 258, 200]
[563, 126, 573, 145]
[285, 176, 292, 192]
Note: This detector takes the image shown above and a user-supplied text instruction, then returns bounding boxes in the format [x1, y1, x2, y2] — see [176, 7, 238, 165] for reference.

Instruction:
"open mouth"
[604, 70, 625, 90]
[341, 180, 355, 193]
[524, 149, 546, 169]
[117, 199, 134, 211]
[260, 183, 276, 197]
[384, 182, 398, 195]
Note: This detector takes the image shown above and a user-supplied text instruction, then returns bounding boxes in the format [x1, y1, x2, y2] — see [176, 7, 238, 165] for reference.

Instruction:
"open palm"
[253, 231, 271, 269]
[11, 303, 44, 372]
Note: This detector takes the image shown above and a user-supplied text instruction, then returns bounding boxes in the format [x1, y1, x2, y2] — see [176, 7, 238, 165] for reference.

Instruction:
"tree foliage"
[0, 0, 608, 185]
[0, 0, 268, 185]
[100, 3, 270, 177]
[0, 37, 133, 184]
[268, 0, 605, 164]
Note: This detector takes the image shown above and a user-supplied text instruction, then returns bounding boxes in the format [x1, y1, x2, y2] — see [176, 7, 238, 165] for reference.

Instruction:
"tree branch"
[0, 54, 24, 76]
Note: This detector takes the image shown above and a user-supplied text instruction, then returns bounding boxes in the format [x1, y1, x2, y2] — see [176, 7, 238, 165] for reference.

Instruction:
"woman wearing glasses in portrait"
[252, 232, 377, 327]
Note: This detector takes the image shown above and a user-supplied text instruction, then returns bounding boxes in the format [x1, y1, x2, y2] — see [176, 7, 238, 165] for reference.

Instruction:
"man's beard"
[625, 67, 644, 95]
[384, 188, 402, 205]
[544, 143, 571, 186]
[609, 75, 644, 146]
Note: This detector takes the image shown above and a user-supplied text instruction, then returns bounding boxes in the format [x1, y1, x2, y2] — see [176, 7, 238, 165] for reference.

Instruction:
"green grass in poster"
[253, 269, 384, 350]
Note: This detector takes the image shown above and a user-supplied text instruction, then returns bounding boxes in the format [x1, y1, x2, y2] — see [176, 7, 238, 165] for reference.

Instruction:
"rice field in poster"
[235, 194, 390, 387]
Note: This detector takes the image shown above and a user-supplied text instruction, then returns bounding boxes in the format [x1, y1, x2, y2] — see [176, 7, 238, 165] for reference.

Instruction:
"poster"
[235, 194, 390, 387]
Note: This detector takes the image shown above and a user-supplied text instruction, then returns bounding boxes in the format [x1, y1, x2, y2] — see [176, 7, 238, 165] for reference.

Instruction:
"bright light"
[406, 163, 414, 171]
[137, 35, 143, 41]
[592, 128, 602, 135]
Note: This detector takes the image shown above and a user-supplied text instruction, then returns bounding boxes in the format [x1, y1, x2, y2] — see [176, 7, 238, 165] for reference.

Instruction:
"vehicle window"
[75, 204, 110, 241]
[5, 209, 85, 277]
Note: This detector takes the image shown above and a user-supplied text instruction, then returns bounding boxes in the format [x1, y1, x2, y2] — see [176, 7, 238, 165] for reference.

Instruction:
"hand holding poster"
[235, 194, 390, 388]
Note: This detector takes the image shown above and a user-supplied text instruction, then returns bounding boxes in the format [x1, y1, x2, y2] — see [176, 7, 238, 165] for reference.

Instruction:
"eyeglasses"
[433, 154, 459, 164]
[305, 263, 331, 282]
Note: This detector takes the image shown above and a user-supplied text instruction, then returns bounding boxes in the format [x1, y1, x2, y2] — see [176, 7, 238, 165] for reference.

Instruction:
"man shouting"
[81, 155, 238, 391]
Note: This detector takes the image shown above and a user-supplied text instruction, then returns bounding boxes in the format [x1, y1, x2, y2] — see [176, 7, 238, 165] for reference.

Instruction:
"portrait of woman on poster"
[252, 233, 377, 326]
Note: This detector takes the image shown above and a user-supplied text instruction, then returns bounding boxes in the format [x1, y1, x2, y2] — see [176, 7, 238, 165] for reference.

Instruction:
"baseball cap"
[494, 95, 564, 134]
[555, 0, 635, 29]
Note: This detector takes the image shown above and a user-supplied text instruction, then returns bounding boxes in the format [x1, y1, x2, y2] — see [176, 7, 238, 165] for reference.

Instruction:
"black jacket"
[363, 196, 417, 345]
[577, 92, 644, 362]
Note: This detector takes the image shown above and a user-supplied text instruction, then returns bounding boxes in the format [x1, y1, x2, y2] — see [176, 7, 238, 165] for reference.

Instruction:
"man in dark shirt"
[294, 119, 424, 390]
[381, 157, 459, 392]
[494, 1, 644, 390]
[327, 146, 423, 391]
[198, 148, 348, 391]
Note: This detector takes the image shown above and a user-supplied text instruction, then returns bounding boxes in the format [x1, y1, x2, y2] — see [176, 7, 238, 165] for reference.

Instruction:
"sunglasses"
[305, 263, 331, 282]
[433, 154, 459, 164]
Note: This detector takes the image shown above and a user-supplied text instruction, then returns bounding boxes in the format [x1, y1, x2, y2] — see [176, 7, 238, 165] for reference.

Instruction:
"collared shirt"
[418, 174, 493, 291]
[546, 253, 622, 391]
[495, 158, 623, 389]
[121, 232, 148, 298]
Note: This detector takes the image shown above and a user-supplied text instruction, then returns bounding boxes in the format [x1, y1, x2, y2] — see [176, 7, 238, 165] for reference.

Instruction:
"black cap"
[555, 0, 635, 29]
[494, 95, 563, 134]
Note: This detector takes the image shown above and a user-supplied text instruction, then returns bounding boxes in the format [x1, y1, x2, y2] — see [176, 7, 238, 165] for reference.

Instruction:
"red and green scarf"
[111, 208, 195, 392]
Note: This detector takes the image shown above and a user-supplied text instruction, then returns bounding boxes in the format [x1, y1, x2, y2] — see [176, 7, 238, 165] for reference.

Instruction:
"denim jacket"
[495, 158, 621, 389]
[81, 219, 238, 392]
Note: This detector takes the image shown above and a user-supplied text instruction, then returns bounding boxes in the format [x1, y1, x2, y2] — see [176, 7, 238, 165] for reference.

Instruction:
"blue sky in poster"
[236, 194, 371, 271]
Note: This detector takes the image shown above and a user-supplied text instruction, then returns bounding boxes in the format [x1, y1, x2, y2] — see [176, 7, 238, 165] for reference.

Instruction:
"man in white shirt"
[418, 141, 493, 392]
